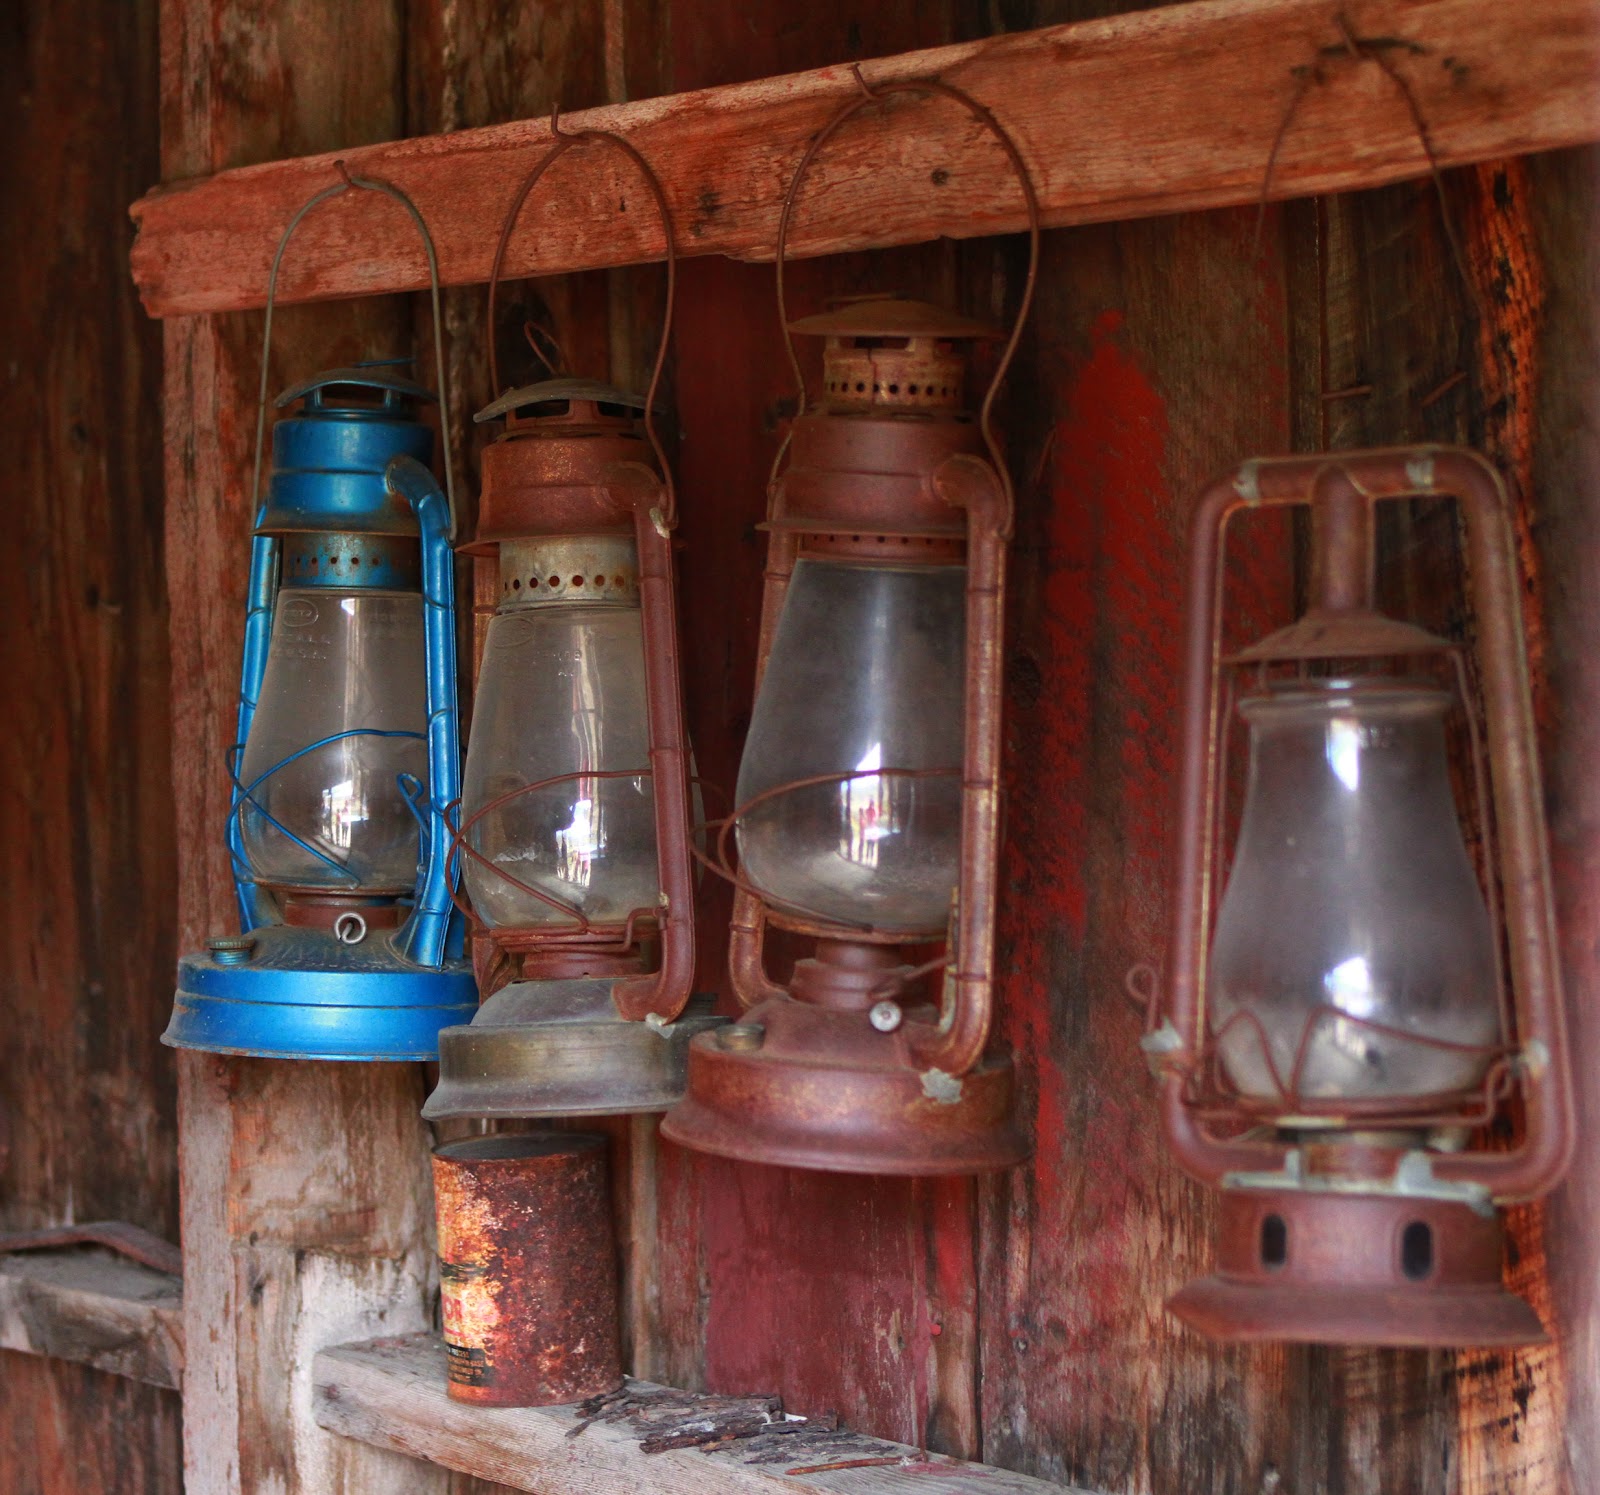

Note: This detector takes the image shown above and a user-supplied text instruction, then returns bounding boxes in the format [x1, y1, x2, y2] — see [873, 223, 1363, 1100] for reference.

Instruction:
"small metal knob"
[868, 1000, 903, 1034]
[207, 934, 258, 966]
[720, 1023, 766, 1052]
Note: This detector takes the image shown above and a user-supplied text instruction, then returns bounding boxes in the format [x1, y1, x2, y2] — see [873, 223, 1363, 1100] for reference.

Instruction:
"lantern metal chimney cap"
[788, 298, 1000, 341]
[474, 378, 657, 425]
[276, 365, 437, 410]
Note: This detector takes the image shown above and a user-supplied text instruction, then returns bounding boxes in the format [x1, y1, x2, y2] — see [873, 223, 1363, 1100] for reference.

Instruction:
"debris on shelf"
[565, 1378, 897, 1468]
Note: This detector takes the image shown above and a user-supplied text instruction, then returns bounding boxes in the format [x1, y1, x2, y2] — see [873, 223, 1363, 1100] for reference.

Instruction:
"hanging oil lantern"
[164, 172, 476, 1059]
[1146, 447, 1575, 1345]
[660, 76, 1039, 1174]
[423, 120, 718, 1121]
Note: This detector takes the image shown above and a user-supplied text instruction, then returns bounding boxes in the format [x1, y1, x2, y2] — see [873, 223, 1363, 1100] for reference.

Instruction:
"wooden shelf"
[313, 1333, 1086, 1494]
[0, 1248, 183, 1389]
[129, 0, 1600, 319]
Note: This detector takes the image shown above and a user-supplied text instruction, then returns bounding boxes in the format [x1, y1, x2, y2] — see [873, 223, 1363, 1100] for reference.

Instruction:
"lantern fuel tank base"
[165, 924, 477, 1062]
[1167, 1187, 1545, 1347]
[423, 980, 725, 1119]
[661, 998, 1026, 1176]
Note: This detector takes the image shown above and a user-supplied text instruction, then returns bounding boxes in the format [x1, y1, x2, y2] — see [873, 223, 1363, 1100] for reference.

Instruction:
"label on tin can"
[439, 1256, 499, 1387]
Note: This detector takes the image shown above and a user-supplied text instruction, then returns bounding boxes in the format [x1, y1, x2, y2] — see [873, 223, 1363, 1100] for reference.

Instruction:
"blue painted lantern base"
[164, 923, 477, 1061]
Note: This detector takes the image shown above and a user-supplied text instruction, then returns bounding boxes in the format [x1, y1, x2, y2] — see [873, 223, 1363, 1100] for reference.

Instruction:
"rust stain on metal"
[432, 1132, 622, 1407]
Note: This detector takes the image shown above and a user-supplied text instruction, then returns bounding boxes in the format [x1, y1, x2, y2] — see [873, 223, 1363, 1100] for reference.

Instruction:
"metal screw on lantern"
[1144, 448, 1575, 1348]
[162, 166, 476, 1062]
[660, 69, 1040, 1177]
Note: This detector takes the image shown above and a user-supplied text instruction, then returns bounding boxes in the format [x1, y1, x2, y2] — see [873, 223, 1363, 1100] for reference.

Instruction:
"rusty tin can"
[432, 1132, 622, 1406]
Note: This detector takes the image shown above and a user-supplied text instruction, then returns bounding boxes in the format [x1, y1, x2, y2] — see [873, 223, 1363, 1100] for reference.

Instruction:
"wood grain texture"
[0, 0, 182, 1487]
[160, 3, 448, 1494]
[1526, 144, 1600, 1493]
[0, 1249, 183, 1389]
[974, 202, 1302, 1495]
[0, 1351, 184, 1495]
[312, 1333, 1086, 1493]
[128, 0, 1600, 317]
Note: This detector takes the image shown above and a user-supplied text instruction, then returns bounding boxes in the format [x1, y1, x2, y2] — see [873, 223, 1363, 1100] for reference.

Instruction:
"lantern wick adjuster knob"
[208, 934, 258, 967]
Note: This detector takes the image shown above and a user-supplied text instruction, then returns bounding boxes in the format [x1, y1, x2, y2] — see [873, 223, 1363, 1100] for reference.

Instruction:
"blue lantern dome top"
[257, 362, 437, 539]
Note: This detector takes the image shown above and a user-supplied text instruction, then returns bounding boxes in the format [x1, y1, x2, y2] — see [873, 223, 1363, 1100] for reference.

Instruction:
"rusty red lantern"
[1148, 447, 1574, 1345]
[661, 76, 1038, 1175]
[424, 120, 720, 1122]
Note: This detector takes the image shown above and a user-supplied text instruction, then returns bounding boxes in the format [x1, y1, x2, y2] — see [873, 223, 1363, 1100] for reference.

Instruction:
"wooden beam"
[313, 1334, 1086, 1494]
[0, 1250, 183, 1390]
[128, 0, 1600, 319]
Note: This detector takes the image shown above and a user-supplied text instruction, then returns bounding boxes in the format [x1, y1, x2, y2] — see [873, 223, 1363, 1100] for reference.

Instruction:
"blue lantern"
[163, 171, 475, 1060]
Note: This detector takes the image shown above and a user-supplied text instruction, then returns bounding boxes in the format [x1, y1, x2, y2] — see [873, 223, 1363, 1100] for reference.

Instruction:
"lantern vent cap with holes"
[423, 126, 719, 1121]
[1152, 446, 1574, 1347]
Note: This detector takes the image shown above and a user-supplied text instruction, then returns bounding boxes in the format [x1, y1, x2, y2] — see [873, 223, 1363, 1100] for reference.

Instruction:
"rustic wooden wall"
[126, 1, 1600, 1493]
[0, 1, 183, 1491]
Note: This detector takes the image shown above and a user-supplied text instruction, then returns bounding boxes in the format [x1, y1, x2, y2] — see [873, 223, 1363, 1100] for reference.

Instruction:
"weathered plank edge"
[312, 1333, 1086, 1493]
[0, 1249, 184, 1390]
[128, 0, 1600, 317]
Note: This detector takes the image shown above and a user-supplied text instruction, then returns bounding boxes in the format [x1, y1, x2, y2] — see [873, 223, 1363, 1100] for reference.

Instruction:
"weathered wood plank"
[975, 203, 1301, 1494]
[0, 0, 181, 1485]
[313, 1333, 1087, 1494]
[0, 1249, 183, 1390]
[129, 0, 1600, 317]
[1527, 143, 1600, 1493]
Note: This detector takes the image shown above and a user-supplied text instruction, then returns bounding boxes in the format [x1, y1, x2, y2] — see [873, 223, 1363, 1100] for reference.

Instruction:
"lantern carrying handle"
[771, 65, 1041, 538]
[1161, 447, 1573, 1204]
[485, 106, 679, 528]
[250, 164, 459, 540]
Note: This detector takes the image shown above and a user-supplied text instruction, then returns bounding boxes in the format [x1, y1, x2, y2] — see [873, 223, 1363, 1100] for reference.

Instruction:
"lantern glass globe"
[735, 557, 966, 936]
[237, 587, 427, 893]
[462, 603, 658, 930]
[1208, 679, 1500, 1106]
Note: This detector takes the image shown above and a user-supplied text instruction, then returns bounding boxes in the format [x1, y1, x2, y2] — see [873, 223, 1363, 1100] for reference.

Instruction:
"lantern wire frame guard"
[1146, 447, 1575, 1346]
[422, 114, 721, 1122]
[164, 168, 477, 1060]
[659, 71, 1040, 1175]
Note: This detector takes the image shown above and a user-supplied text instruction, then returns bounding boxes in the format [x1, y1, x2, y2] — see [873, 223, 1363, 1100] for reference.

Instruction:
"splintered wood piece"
[311, 1333, 1089, 1492]
[128, 0, 1600, 318]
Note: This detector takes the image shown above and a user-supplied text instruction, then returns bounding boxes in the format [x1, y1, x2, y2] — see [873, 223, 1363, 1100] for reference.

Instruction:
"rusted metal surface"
[1169, 1188, 1543, 1347]
[433, 1134, 622, 1407]
[666, 77, 1038, 1178]
[1153, 446, 1573, 1347]
[453, 128, 695, 1031]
